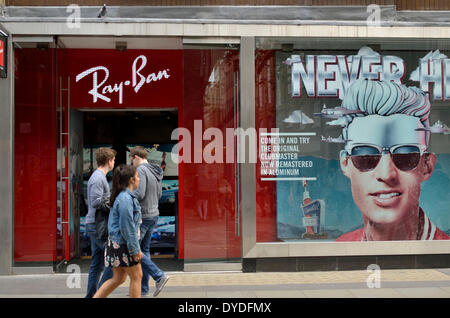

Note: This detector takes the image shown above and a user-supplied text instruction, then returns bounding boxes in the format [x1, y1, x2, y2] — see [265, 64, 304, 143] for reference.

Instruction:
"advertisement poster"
[272, 46, 450, 242]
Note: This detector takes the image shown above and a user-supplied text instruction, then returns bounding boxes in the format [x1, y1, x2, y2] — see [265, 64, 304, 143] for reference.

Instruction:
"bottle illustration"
[301, 180, 328, 240]
[302, 181, 315, 235]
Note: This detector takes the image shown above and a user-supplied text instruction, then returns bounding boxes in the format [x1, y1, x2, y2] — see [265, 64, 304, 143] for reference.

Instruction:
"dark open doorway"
[64, 109, 182, 273]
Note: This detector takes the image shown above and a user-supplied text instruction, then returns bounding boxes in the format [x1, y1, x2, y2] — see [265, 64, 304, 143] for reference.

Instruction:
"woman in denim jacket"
[94, 164, 143, 298]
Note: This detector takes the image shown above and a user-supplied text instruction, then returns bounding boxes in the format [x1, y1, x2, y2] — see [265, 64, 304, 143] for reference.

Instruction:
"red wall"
[14, 48, 57, 262]
[14, 48, 184, 262]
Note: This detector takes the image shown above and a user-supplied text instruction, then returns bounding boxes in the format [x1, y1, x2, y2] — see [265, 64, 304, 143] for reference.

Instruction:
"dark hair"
[109, 164, 137, 207]
[130, 146, 148, 160]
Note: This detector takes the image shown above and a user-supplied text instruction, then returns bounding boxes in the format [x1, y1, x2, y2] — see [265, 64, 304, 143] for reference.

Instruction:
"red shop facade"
[4, 5, 450, 276]
[13, 45, 250, 270]
[10, 35, 450, 274]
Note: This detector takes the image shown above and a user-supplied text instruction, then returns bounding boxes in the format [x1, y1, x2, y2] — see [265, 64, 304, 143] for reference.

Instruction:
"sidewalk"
[2, 268, 450, 298]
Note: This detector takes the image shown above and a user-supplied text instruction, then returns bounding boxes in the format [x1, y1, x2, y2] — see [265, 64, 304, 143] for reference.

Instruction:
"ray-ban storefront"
[1, 29, 450, 274]
[7, 37, 242, 273]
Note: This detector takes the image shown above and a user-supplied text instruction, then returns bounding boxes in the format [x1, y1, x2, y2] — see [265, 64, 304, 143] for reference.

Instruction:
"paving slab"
[2, 269, 450, 298]
[395, 287, 450, 298]
[348, 288, 404, 298]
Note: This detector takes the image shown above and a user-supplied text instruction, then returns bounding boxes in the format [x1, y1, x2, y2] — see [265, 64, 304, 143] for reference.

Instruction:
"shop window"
[255, 38, 450, 243]
[182, 49, 241, 260]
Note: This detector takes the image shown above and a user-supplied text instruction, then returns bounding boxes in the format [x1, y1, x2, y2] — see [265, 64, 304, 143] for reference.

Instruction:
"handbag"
[95, 205, 110, 241]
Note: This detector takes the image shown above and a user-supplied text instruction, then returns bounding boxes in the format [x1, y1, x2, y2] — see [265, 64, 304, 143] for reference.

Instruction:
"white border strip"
[260, 132, 316, 136]
[261, 177, 317, 181]
[245, 240, 450, 258]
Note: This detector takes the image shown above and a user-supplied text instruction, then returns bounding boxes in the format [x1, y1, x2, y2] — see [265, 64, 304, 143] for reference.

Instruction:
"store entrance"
[66, 109, 180, 271]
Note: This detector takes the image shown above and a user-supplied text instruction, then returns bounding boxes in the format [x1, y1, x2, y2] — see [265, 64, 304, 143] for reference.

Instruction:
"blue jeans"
[140, 216, 164, 294]
[85, 223, 113, 298]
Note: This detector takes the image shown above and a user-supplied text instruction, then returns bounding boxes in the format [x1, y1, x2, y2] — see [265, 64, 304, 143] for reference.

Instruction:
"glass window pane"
[255, 37, 450, 243]
[182, 49, 241, 260]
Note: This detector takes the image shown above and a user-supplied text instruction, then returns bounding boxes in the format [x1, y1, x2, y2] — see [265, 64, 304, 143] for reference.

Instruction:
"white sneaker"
[153, 275, 170, 297]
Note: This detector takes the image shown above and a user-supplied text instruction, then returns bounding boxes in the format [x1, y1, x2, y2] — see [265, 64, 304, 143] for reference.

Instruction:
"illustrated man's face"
[340, 114, 436, 225]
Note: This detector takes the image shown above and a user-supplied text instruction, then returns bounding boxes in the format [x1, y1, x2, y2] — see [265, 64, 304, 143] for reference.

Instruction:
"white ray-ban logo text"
[75, 55, 171, 104]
